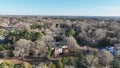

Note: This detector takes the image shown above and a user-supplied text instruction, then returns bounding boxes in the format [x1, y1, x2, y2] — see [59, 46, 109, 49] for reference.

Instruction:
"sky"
[0, 0, 120, 16]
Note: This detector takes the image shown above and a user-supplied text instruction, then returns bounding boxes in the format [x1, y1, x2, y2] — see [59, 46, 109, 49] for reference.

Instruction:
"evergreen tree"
[47, 46, 52, 60]
[57, 60, 64, 68]
[66, 28, 76, 36]
[112, 59, 120, 68]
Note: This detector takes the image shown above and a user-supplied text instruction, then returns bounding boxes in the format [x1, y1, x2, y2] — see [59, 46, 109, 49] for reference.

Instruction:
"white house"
[53, 47, 63, 57]
[106, 46, 114, 54]
[114, 44, 120, 56]
[0, 36, 5, 40]
[53, 45, 68, 57]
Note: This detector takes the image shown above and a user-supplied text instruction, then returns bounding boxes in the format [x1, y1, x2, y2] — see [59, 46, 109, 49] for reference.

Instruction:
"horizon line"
[1, 14, 120, 17]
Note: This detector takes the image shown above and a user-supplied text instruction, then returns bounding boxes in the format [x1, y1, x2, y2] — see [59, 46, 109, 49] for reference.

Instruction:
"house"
[62, 45, 68, 49]
[53, 45, 68, 57]
[53, 47, 63, 57]
[62, 46, 69, 56]
[0, 36, 5, 40]
[106, 46, 114, 54]
[105, 44, 120, 56]
[0, 36, 5, 44]
[114, 44, 120, 56]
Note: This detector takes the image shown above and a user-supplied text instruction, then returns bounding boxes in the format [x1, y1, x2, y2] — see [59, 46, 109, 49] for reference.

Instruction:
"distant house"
[114, 44, 120, 56]
[0, 36, 5, 40]
[0, 36, 5, 44]
[105, 44, 120, 56]
[106, 46, 114, 54]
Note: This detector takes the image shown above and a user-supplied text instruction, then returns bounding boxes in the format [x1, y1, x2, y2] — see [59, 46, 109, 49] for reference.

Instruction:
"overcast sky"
[0, 0, 120, 16]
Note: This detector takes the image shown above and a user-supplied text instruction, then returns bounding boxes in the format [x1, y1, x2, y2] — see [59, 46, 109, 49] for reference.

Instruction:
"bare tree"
[93, 29, 106, 40]
[84, 55, 98, 68]
[13, 39, 33, 58]
[33, 40, 48, 57]
[64, 36, 80, 52]
[99, 49, 114, 67]
[13, 39, 48, 58]
[41, 35, 54, 46]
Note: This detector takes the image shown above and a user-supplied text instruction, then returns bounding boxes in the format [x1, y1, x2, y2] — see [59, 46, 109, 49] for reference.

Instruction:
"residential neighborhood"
[0, 16, 120, 68]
